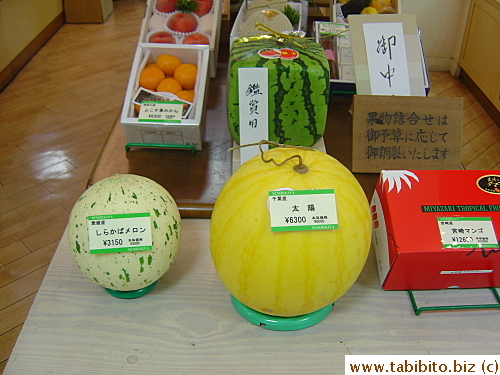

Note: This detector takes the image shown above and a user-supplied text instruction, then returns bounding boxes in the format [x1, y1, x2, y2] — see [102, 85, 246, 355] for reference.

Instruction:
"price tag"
[87, 213, 153, 254]
[138, 101, 183, 123]
[318, 22, 348, 37]
[437, 217, 499, 248]
[268, 189, 338, 232]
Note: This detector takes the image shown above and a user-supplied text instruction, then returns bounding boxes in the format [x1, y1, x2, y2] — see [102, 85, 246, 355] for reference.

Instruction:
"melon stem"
[228, 140, 312, 174]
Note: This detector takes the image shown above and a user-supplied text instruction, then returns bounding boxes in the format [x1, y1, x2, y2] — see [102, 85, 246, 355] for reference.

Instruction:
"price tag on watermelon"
[138, 101, 183, 123]
[437, 217, 499, 248]
[87, 213, 153, 254]
[268, 189, 338, 232]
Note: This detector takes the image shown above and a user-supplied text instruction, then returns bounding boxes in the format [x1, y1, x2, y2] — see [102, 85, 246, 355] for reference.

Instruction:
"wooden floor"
[0, 0, 499, 372]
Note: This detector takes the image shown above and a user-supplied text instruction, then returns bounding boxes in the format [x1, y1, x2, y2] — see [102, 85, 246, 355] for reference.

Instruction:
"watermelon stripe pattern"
[228, 37, 330, 147]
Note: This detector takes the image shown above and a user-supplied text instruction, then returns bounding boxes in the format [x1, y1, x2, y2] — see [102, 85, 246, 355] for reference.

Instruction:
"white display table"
[4, 219, 500, 374]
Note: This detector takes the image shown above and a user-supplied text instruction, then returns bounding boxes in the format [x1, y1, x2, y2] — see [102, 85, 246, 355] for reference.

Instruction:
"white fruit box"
[230, 0, 309, 47]
[314, 0, 401, 93]
[331, 0, 401, 22]
[138, 0, 222, 78]
[120, 44, 210, 151]
[313, 1, 432, 95]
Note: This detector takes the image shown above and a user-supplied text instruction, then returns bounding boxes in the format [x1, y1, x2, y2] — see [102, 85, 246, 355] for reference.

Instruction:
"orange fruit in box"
[139, 66, 165, 90]
[174, 63, 197, 90]
[177, 90, 195, 103]
[157, 77, 183, 94]
[368, 0, 393, 11]
[156, 54, 182, 76]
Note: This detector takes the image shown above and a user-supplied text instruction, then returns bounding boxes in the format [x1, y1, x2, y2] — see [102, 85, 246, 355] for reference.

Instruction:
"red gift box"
[371, 170, 500, 290]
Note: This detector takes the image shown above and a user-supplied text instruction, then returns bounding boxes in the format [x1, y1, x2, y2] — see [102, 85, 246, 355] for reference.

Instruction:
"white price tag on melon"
[268, 189, 338, 232]
[87, 213, 153, 254]
[437, 217, 499, 248]
[138, 101, 183, 123]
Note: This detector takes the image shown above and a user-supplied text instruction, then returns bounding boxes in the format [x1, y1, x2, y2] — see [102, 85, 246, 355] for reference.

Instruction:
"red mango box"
[371, 170, 500, 290]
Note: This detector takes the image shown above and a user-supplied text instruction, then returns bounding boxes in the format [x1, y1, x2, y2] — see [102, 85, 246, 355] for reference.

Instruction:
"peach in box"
[194, 0, 213, 16]
[182, 32, 209, 45]
[149, 31, 176, 44]
[156, 0, 177, 13]
[138, 0, 221, 78]
[167, 12, 198, 33]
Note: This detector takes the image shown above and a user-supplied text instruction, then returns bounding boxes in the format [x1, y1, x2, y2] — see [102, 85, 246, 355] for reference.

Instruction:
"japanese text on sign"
[268, 189, 338, 232]
[87, 213, 153, 254]
[364, 110, 451, 161]
[238, 67, 269, 164]
[138, 101, 183, 123]
[351, 95, 463, 173]
[363, 22, 411, 95]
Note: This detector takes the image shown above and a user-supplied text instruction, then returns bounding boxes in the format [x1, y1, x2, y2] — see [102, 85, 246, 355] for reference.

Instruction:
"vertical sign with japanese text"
[351, 95, 463, 173]
[363, 22, 410, 96]
[238, 67, 269, 164]
[348, 14, 426, 97]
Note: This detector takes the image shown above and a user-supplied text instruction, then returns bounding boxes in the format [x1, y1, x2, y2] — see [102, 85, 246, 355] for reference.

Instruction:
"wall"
[0, 0, 63, 72]
[402, 0, 470, 75]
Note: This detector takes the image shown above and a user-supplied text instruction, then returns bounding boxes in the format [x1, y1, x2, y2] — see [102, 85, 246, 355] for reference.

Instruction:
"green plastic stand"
[230, 295, 333, 331]
[125, 143, 197, 154]
[408, 288, 500, 316]
[105, 281, 157, 299]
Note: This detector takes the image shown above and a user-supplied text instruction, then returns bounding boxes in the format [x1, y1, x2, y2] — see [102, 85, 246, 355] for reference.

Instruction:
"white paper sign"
[268, 189, 338, 232]
[87, 213, 153, 254]
[238, 67, 269, 164]
[363, 22, 411, 95]
[437, 217, 499, 248]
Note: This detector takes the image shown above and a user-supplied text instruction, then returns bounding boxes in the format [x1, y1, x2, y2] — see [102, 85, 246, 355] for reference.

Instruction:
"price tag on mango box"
[138, 101, 183, 123]
[268, 189, 338, 232]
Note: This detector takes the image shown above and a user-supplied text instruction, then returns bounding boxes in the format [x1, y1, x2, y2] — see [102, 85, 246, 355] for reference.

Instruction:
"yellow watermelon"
[210, 147, 372, 317]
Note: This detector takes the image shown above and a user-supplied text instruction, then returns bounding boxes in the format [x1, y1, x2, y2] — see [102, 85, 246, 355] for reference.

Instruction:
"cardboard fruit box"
[120, 44, 210, 151]
[63, 0, 114, 23]
[138, 0, 222, 78]
[371, 170, 500, 291]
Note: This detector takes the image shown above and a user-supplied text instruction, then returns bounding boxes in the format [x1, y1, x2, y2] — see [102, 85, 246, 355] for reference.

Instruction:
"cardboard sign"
[352, 95, 463, 173]
[348, 14, 427, 96]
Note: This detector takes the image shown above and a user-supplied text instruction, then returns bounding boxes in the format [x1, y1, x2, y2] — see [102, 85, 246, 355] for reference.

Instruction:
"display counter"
[5, 33, 500, 375]
[4, 219, 500, 374]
